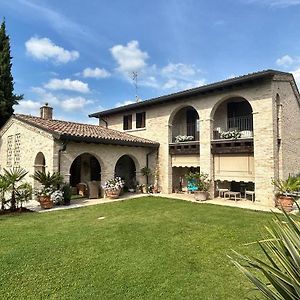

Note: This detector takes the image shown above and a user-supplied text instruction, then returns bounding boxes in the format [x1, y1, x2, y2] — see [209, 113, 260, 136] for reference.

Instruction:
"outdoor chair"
[187, 179, 198, 193]
[245, 190, 255, 202]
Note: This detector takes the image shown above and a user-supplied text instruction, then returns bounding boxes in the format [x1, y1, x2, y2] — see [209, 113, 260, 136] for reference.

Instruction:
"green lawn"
[0, 197, 271, 299]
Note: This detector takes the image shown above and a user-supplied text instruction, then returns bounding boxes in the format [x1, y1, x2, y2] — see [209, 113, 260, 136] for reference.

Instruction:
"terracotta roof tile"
[14, 114, 159, 147]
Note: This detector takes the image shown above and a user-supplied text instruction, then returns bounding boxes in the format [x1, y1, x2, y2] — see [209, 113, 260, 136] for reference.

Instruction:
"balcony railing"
[227, 115, 253, 131]
[172, 122, 199, 142]
[169, 141, 200, 155]
[213, 115, 253, 140]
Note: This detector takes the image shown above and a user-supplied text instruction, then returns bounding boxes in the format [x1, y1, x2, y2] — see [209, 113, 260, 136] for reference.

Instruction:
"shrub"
[229, 209, 300, 299]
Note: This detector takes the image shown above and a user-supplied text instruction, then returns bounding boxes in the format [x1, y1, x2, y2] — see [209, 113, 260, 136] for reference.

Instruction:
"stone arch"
[114, 154, 138, 190]
[34, 152, 46, 173]
[168, 105, 200, 143]
[210, 96, 253, 139]
[69, 152, 102, 188]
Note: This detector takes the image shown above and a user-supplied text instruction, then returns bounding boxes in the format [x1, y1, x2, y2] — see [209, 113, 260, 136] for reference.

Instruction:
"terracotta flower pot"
[106, 189, 121, 199]
[194, 191, 209, 201]
[39, 196, 53, 209]
[276, 195, 294, 212]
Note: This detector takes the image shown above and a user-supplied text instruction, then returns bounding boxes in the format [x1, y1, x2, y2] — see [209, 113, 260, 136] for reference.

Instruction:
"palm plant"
[272, 176, 300, 195]
[32, 171, 63, 189]
[0, 175, 9, 211]
[229, 209, 300, 299]
[4, 168, 28, 211]
[16, 182, 32, 208]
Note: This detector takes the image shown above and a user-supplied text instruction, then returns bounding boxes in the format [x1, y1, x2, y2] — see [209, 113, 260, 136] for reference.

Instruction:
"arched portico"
[69, 153, 102, 197]
[114, 155, 137, 191]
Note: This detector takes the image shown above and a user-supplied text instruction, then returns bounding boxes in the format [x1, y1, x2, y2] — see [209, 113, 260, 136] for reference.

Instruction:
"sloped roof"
[14, 114, 159, 148]
[90, 69, 293, 118]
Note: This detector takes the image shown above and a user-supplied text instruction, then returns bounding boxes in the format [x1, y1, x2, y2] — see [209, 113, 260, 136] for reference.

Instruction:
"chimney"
[40, 103, 53, 120]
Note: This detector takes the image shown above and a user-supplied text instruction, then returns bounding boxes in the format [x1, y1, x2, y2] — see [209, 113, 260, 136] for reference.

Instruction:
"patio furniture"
[87, 181, 100, 199]
[218, 188, 229, 198]
[187, 179, 198, 193]
[245, 190, 255, 202]
[224, 191, 241, 202]
[77, 183, 88, 197]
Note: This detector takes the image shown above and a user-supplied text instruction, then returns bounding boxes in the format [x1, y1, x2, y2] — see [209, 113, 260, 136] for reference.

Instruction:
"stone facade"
[0, 118, 56, 188]
[0, 118, 155, 192]
[1, 71, 299, 206]
[96, 74, 300, 206]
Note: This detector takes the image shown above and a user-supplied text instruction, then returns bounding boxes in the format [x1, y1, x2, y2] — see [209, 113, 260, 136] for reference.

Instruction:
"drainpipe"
[58, 140, 68, 174]
[146, 148, 157, 185]
[100, 117, 108, 128]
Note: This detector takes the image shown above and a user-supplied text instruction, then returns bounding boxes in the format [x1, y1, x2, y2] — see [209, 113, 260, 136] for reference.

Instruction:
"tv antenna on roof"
[131, 71, 140, 102]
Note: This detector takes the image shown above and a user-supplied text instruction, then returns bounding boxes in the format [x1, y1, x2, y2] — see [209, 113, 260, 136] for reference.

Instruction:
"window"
[123, 114, 132, 130]
[14, 134, 21, 167]
[136, 112, 146, 128]
[6, 135, 13, 167]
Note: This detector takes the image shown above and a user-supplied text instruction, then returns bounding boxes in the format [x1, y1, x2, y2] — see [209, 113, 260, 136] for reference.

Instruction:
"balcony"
[169, 141, 200, 155]
[213, 115, 253, 141]
[211, 138, 253, 154]
[172, 123, 199, 143]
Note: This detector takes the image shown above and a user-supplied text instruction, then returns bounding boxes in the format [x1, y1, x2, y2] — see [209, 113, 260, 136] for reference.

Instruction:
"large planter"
[276, 195, 294, 212]
[194, 191, 209, 201]
[39, 196, 53, 209]
[106, 189, 121, 199]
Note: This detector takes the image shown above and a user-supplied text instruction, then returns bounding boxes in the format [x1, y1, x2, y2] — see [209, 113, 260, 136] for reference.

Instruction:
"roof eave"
[89, 69, 286, 118]
[59, 134, 159, 148]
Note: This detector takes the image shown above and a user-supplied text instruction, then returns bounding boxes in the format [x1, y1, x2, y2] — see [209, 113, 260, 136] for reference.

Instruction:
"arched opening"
[69, 153, 101, 198]
[169, 106, 200, 192]
[170, 106, 199, 143]
[212, 97, 255, 198]
[212, 97, 253, 139]
[34, 152, 46, 173]
[114, 155, 136, 191]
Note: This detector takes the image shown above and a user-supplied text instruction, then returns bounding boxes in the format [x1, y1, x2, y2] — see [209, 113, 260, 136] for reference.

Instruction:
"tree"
[0, 19, 23, 128]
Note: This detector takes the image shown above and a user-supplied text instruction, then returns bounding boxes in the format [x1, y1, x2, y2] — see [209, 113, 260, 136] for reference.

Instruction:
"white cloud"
[61, 97, 94, 112]
[162, 63, 198, 77]
[110, 40, 149, 74]
[247, 0, 300, 7]
[44, 78, 90, 93]
[163, 79, 178, 90]
[276, 55, 295, 67]
[14, 99, 41, 115]
[82, 67, 111, 78]
[25, 37, 79, 64]
[114, 100, 135, 107]
[109, 40, 205, 93]
[31, 87, 60, 106]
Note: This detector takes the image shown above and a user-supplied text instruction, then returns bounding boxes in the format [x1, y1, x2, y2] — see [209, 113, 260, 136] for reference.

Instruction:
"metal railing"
[227, 115, 253, 131]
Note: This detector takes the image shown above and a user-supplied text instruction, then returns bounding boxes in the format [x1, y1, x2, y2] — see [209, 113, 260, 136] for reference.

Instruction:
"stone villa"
[0, 69, 299, 206]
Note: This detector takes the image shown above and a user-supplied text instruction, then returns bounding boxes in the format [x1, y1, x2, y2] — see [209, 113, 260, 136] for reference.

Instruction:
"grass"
[0, 196, 272, 299]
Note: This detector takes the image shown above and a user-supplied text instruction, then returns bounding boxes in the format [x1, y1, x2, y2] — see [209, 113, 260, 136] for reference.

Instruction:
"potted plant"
[61, 183, 72, 205]
[35, 186, 55, 209]
[220, 130, 241, 140]
[174, 135, 194, 143]
[185, 171, 211, 201]
[272, 176, 300, 212]
[103, 177, 124, 199]
[32, 171, 63, 209]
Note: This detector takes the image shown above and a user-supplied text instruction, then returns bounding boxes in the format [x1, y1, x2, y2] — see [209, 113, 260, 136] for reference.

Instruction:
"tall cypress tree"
[0, 19, 23, 128]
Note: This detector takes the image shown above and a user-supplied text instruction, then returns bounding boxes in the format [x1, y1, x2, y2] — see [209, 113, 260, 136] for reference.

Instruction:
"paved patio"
[24, 192, 290, 214]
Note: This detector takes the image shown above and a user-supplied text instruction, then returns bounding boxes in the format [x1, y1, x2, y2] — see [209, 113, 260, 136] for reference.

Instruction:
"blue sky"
[2, 0, 300, 123]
